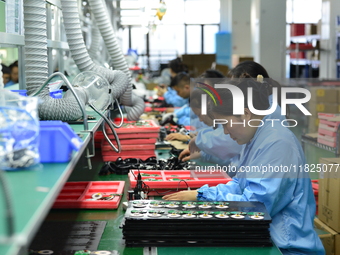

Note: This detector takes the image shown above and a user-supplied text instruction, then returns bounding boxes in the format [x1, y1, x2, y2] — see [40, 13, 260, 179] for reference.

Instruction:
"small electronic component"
[37, 251, 54, 255]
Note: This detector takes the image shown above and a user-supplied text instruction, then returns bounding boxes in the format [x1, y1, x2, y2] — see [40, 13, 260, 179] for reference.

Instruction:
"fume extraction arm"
[24, 0, 144, 121]
[59, 0, 145, 121]
[87, 0, 145, 121]
[23, 0, 147, 153]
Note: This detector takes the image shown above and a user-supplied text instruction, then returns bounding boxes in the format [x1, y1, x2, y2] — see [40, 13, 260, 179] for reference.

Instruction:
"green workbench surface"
[44, 149, 282, 255]
[0, 112, 104, 255]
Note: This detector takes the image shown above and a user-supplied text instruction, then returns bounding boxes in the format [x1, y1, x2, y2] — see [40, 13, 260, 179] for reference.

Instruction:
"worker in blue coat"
[175, 85, 242, 164]
[164, 78, 325, 255]
[182, 61, 288, 163]
[163, 87, 188, 107]
[157, 58, 189, 107]
[161, 72, 191, 127]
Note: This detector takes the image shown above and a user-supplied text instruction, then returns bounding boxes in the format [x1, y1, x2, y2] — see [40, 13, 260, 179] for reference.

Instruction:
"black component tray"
[122, 200, 272, 247]
[124, 200, 271, 222]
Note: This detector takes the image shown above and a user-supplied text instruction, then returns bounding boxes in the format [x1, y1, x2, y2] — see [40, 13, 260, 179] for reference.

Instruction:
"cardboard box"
[291, 23, 305, 36]
[319, 158, 340, 233]
[309, 87, 340, 104]
[215, 64, 229, 76]
[308, 101, 340, 116]
[145, 82, 158, 91]
[182, 54, 216, 77]
[305, 24, 318, 35]
[314, 218, 338, 255]
[308, 116, 319, 133]
[231, 55, 254, 68]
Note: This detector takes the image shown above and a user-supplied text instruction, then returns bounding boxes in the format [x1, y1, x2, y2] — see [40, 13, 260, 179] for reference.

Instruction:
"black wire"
[130, 169, 137, 179]
[132, 161, 151, 198]
[151, 179, 190, 196]
[177, 179, 189, 190]
[0, 169, 14, 237]
[151, 189, 175, 195]
[131, 165, 190, 197]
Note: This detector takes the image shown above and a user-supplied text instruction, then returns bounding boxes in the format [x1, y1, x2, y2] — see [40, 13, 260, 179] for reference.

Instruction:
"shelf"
[301, 134, 339, 156]
[290, 59, 320, 65]
[290, 34, 320, 42]
[0, 32, 24, 46]
[286, 48, 320, 52]
[0, 112, 105, 255]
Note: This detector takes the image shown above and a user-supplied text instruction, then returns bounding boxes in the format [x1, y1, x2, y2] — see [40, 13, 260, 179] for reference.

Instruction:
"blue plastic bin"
[49, 89, 63, 99]
[11, 90, 27, 96]
[39, 121, 83, 163]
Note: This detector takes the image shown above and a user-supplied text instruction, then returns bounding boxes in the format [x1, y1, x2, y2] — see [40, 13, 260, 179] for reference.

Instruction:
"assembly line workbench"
[0, 114, 282, 255]
[0, 112, 104, 255]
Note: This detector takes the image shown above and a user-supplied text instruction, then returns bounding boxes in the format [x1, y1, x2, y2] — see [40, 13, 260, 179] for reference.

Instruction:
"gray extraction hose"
[60, 0, 144, 120]
[24, 0, 85, 121]
[88, 23, 102, 62]
[88, 0, 145, 120]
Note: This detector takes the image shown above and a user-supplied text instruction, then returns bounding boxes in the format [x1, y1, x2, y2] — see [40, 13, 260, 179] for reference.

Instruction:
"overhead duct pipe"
[24, 0, 86, 121]
[88, 23, 102, 63]
[88, 0, 145, 121]
[60, 0, 144, 120]
[23, 0, 121, 153]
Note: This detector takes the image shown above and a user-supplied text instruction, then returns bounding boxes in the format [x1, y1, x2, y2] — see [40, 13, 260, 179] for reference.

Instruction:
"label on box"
[317, 89, 325, 97]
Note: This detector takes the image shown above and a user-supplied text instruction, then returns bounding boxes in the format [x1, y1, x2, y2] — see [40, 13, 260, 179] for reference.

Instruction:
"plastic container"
[39, 121, 83, 162]
[10, 89, 27, 96]
[49, 89, 63, 99]
[106, 120, 160, 134]
[319, 119, 340, 132]
[53, 181, 125, 209]
[317, 137, 337, 148]
[129, 170, 231, 190]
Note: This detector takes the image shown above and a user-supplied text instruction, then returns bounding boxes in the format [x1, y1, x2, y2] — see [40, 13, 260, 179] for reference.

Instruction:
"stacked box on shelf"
[317, 113, 340, 149]
[101, 120, 160, 162]
[122, 200, 272, 247]
[318, 158, 340, 255]
[290, 23, 306, 36]
[129, 170, 232, 196]
[308, 87, 340, 133]
[312, 180, 319, 215]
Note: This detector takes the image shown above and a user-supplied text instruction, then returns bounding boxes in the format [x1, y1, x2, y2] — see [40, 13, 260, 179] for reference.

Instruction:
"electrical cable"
[144, 179, 191, 196]
[177, 180, 190, 191]
[89, 102, 121, 153]
[108, 99, 124, 128]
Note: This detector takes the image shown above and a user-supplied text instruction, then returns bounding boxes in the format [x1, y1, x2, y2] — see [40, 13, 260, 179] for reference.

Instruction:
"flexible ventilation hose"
[87, 0, 145, 120]
[60, 0, 143, 120]
[24, 0, 85, 121]
[88, 24, 101, 62]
